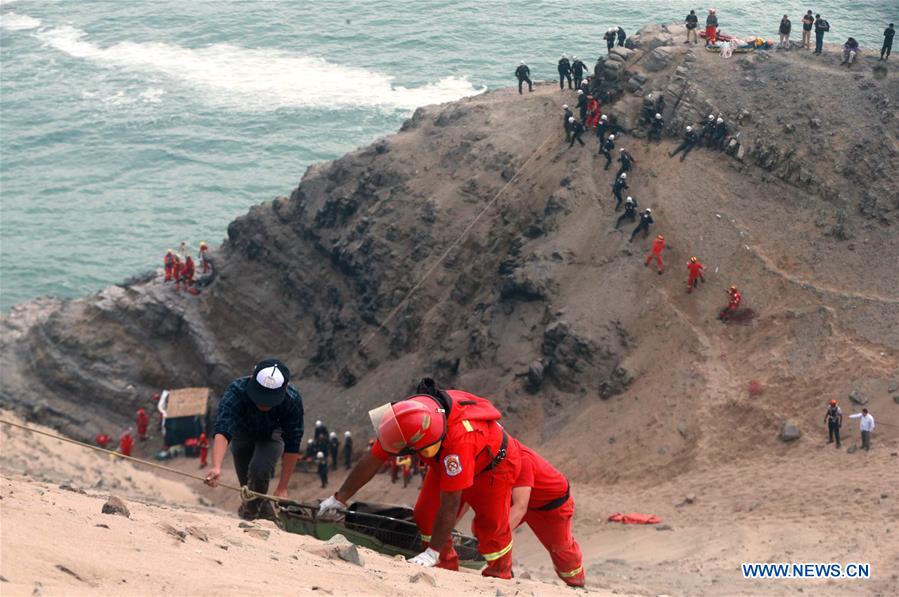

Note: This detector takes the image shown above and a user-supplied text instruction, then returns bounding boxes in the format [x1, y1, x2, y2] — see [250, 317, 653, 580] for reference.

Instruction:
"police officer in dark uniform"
[576, 90, 588, 122]
[669, 126, 698, 160]
[557, 54, 572, 90]
[600, 134, 616, 169]
[616, 148, 636, 179]
[649, 113, 664, 141]
[571, 56, 587, 88]
[516, 61, 533, 94]
[562, 104, 573, 141]
[568, 117, 586, 147]
[612, 173, 628, 210]
[616, 197, 638, 229]
[629, 208, 654, 242]
[595, 114, 611, 142]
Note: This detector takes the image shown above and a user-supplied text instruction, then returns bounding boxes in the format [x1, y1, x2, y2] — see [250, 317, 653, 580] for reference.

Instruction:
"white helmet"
[568, 116, 575, 123]
[708, 114, 715, 120]
[344, 431, 351, 437]
[626, 196, 634, 203]
[716, 117, 724, 124]
[686, 126, 693, 132]
[608, 28, 615, 33]
[608, 134, 615, 140]
[520, 60, 526, 65]
[645, 208, 652, 213]
[315, 420, 323, 427]
[620, 172, 627, 179]
[316, 451, 325, 459]
[601, 114, 608, 121]
[307, 439, 314, 444]
[619, 147, 625, 152]
[577, 89, 584, 94]
[573, 55, 578, 60]
[329, 431, 337, 438]
[655, 113, 662, 119]
[563, 104, 569, 109]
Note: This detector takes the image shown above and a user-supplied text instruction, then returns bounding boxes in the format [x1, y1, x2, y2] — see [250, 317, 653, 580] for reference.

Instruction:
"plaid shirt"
[213, 377, 304, 453]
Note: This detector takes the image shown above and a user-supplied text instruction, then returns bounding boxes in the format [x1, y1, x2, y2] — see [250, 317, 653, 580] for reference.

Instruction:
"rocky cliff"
[2, 24, 897, 484]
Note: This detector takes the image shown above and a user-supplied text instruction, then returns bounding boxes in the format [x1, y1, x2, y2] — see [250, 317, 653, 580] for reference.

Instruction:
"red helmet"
[369, 395, 446, 455]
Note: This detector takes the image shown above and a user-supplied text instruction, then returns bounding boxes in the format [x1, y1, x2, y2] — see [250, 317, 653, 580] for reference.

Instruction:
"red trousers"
[199, 447, 208, 467]
[414, 442, 521, 579]
[164, 265, 173, 282]
[136, 422, 148, 440]
[687, 273, 704, 292]
[586, 111, 600, 128]
[521, 497, 584, 587]
[706, 25, 717, 44]
[645, 251, 663, 273]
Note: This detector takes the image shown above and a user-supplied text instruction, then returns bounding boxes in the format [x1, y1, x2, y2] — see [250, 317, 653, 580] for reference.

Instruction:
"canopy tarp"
[163, 387, 209, 418]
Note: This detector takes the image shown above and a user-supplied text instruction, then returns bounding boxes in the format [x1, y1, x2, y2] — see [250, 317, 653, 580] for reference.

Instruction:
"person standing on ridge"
[612, 173, 628, 210]
[649, 113, 664, 141]
[685, 10, 699, 44]
[515, 61, 533, 94]
[343, 431, 353, 469]
[705, 9, 719, 46]
[778, 15, 792, 48]
[571, 56, 587, 88]
[316, 451, 329, 487]
[848, 408, 875, 451]
[616, 147, 635, 179]
[199, 432, 209, 468]
[568, 118, 586, 147]
[163, 249, 175, 283]
[177, 254, 195, 292]
[629, 208, 654, 242]
[314, 419, 329, 453]
[600, 134, 616, 169]
[881, 24, 895, 61]
[171, 253, 182, 290]
[813, 14, 830, 55]
[136, 407, 149, 441]
[616, 196, 638, 229]
[329, 431, 340, 470]
[644, 234, 665, 274]
[801, 11, 815, 49]
[616, 26, 627, 47]
[198, 241, 210, 273]
[576, 90, 588, 123]
[686, 256, 705, 293]
[824, 399, 842, 448]
[669, 126, 697, 161]
[562, 104, 573, 141]
[557, 54, 572, 90]
[318, 378, 523, 579]
[119, 429, 134, 457]
[204, 358, 304, 520]
[604, 28, 616, 53]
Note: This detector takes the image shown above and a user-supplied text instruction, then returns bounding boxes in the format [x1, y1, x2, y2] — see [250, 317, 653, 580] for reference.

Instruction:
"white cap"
[316, 451, 325, 459]
[608, 134, 615, 140]
[601, 114, 608, 120]
[315, 420, 323, 427]
[563, 104, 569, 109]
[620, 172, 627, 179]
[344, 431, 351, 437]
[568, 117, 575, 123]
[655, 113, 662, 119]
[717, 117, 724, 124]
[329, 431, 337, 438]
[686, 126, 693, 132]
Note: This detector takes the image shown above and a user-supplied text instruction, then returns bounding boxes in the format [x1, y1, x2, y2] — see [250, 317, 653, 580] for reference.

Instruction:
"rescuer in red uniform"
[198, 241, 210, 273]
[510, 445, 585, 587]
[198, 432, 209, 468]
[719, 285, 742, 321]
[163, 249, 175, 282]
[644, 234, 665, 274]
[686, 256, 705, 293]
[177, 255, 195, 292]
[585, 95, 600, 128]
[136, 407, 149, 440]
[318, 378, 521, 579]
[172, 254, 183, 291]
[119, 429, 134, 457]
[95, 434, 112, 448]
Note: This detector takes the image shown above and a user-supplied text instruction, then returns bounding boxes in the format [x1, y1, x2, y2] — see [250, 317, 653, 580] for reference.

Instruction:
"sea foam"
[0, 12, 41, 31]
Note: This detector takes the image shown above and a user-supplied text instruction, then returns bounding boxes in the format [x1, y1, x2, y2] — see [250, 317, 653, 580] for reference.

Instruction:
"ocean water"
[0, 0, 893, 310]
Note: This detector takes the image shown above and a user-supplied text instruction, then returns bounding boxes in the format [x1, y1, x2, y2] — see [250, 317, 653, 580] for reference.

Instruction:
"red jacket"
[687, 261, 704, 277]
[729, 291, 742, 309]
[181, 257, 195, 281]
[651, 237, 665, 255]
[586, 98, 599, 114]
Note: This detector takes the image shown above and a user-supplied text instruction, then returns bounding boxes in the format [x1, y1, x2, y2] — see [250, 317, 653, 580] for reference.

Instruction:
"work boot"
[238, 500, 260, 521]
[258, 500, 278, 522]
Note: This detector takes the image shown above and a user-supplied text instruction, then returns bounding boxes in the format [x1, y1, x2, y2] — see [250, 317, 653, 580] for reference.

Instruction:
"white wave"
[35, 25, 484, 111]
[0, 12, 41, 31]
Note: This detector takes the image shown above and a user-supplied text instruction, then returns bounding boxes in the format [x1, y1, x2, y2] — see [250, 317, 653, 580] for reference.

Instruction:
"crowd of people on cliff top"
[161, 240, 212, 294]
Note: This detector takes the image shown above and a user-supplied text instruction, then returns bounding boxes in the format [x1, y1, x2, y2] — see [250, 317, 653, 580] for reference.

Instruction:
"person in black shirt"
[616, 27, 627, 47]
[616, 196, 638, 229]
[824, 399, 843, 448]
[881, 24, 895, 61]
[316, 451, 328, 488]
[685, 10, 699, 44]
[576, 89, 588, 122]
[571, 56, 587, 88]
[568, 118, 586, 147]
[612, 173, 628, 210]
[515, 61, 533, 94]
[778, 15, 792, 49]
[562, 104, 573, 141]
[595, 114, 611, 142]
[616, 148, 635, 179]
[343, 431, 354, 469]
[649, 113, 664, 141]
[604, 28, 616, 53]
[711, 117, 729, 150]
[669, 126, 698, 160]
[813, 15, 829, 55]
[600, 134, 615, 169]
[205, 358, 304, 520]
[628, 208, 654, 242]
[329, 431, 340, 470]
[558, 54, 572, 90]
[801, 11, 815, 49]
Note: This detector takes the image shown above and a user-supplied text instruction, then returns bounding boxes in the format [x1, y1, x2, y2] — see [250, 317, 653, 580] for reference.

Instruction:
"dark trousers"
[318, 466, 328, 488]
[882, 41, 892, 59]
[518, 77, 533, 94]
[861, 430, 871, 451]
[629, 222, 649, 241]
[344, 449, 352, 469]
[827, 422, 841, 447]
[815, 31, 824, 53]
[613, 188, 624, 209]
[231, 429, 284, 497]
[331, 447, 338, 470]
[601, 148, 612, 168]
[649, 127, 662, 141]
[569, 131, 584, 147]
[616, 211, 636, 229]
[670, 141, 695, 160]
[579, 106, 587, 122]
[559, 73, 572, 89]
[615, 164, 631, 179]
[573, 75, 582, 88]
[564, 125, 571, 142]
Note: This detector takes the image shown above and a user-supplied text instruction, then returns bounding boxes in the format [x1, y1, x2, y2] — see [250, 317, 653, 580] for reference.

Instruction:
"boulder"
[101, 496, 130, 518]
[526, 360, 545, 391]
[610, 47, 635, 62]
[848, 389, 868, 405]
[645, 47, 675, 72]
[781, 421, 801, 441]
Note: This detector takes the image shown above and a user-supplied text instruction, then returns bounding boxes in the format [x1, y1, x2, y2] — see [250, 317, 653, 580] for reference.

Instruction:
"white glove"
[408, 547, 439, 567]
[317, 495, 346, 516]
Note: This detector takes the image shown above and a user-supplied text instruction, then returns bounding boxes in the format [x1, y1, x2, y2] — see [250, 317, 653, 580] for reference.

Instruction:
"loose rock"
[409, 572, 437, 586]
[101, 496, 130, 518]
[848, 389, 868, 405]
[781, 421, 801, 441]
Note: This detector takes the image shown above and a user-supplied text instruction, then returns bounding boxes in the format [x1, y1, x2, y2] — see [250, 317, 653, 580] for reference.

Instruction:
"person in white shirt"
[848, 408, 875, 451]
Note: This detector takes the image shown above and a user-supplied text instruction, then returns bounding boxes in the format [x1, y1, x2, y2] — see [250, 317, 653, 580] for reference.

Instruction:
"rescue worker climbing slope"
[163, 249, 175, 282]
[686, 256, 705, 293]
[644, 234, 665, 274]
[319, 378, 521, 579]
[719, 285, 742, 321]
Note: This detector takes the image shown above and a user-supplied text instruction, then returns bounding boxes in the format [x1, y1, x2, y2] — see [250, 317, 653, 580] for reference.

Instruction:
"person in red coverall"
[198, 241, 210, 273]
[644, 234, 665, 274]
[510, 445, 584, 587]
[95, 434, 112, 448]
[119, 429, 134, 457]
[136, 407, 149, 440]
[585, 95, 600, 128]
[198, 433, 209, 468]
[318, 378, 521, 579]
[172, 254, 183, 291]
[719, 285, 741, 321]
[686, 256, 705, 293]
[177, 255, 195, 292]
[163, 249, 175, 282]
